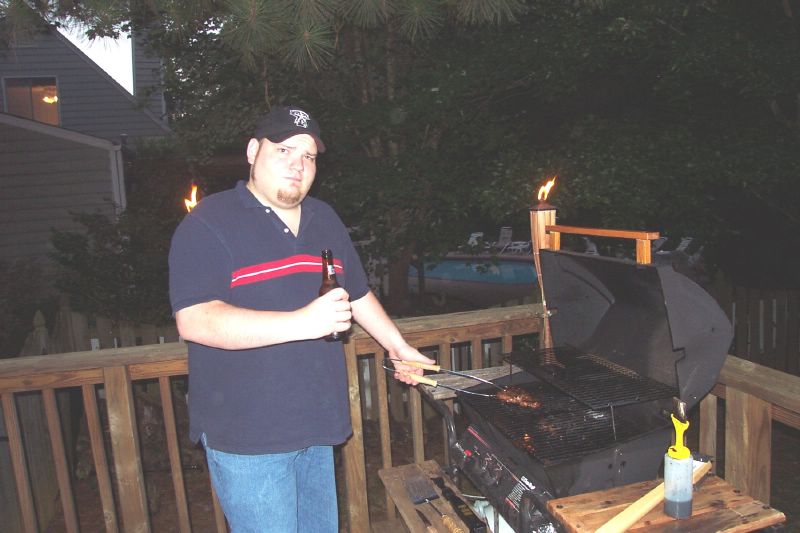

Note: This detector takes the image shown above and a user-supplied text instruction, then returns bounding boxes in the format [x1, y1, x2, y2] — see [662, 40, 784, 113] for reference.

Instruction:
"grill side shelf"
[505, 347, 677, 409]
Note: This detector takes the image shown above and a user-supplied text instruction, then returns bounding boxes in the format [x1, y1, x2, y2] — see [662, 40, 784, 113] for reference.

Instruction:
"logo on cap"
[289, 109, 310, 128]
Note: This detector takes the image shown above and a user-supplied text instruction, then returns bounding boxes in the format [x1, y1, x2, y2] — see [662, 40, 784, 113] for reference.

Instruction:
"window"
[4, 77, 60, 126]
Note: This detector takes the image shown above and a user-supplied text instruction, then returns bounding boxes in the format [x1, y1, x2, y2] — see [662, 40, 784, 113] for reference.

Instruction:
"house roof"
[0, 111, 119, 150]
[51, 28, 170, 135]
[0, 21, 171, 140]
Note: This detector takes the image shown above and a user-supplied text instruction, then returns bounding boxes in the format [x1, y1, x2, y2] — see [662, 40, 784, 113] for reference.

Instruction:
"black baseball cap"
[253, 106, 326, 153]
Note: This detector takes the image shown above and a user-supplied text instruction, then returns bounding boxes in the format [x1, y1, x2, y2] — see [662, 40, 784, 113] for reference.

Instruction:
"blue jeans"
[202, 435, 338, 533]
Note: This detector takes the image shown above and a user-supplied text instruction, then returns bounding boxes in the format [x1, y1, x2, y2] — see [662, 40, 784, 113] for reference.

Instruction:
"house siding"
[0, 119, 120, 263]
[0, 28, 169, 142]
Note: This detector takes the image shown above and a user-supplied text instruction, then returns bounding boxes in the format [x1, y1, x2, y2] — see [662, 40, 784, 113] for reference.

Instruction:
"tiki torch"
[530, 176, 557, 349]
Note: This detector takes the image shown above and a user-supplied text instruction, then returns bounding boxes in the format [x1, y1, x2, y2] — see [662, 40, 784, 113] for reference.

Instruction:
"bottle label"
[327, 265, 336, 276]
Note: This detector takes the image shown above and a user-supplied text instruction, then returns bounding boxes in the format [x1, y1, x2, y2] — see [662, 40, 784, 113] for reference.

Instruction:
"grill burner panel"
[505, 347, 677, 409]
[463, 380, 642, 466]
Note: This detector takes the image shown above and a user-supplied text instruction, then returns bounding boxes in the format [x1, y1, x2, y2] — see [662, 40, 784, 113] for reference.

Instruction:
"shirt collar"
[235, 179, 317, 216]
[236, 180, 264, 209]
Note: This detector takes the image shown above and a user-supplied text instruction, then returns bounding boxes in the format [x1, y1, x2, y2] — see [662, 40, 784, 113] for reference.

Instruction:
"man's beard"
[277, 188, 302, 205]
[249, 164, 303, 207]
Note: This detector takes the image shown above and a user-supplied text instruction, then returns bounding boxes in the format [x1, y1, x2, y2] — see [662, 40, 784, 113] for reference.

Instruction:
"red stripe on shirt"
[230, 254, 344, 288]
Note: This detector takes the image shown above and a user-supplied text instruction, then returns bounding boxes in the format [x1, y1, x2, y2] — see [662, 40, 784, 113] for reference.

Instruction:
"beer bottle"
[319, 249, 345, 341]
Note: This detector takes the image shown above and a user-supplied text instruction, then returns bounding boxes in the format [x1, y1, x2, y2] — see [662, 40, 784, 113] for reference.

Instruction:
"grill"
[437, 249, 733, 532]
[459, 378, 643, 466]
[506, 347, 677, 409]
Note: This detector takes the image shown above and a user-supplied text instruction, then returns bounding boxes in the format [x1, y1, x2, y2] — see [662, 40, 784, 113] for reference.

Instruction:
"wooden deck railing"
[0, 304, 542, 532]
[2, 303, 799, 532]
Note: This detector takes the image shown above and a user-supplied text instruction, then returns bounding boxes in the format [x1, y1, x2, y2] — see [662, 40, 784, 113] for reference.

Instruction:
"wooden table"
[379, 460, 483, 533]
[548, 474, 785, 532]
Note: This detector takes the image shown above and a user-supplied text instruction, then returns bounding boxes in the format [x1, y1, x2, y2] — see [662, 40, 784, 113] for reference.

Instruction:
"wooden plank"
[769, 291, 785, 372]
[437, 342, 451, 371]
[548, 475, 783, 533]
[709, 382, 800, 431]
[210, 483, 227, 533]
[378, 460, 474, 533]
[352, 305, 541, 348]
[103, 366, 151, 532]
[42, 388, 79, 533]
[545, 224, 660, 241]
[502, 333, 512, 355]
[409, 387, 425, 464]
[747, 289, 761, 364]
[364, 356, 379, 421]
[470, 338, 482, 370]
[0, 368, 104, 394]
[158, 377, 191, 533]
[639, 500, 784, 533]
[438, 343, 452, 468]
[550, 230, 561, 250]
[137, 324, 158, 346]
[375, 352, 395, 520]
[725, 388, 772, 504]
[698, 393, 717, 474]
[1, 392, 38, 533]
[718, 355, 800, 416]
[342, 340, 370, 532]
[129, 359, 189, 380]
[635, 238, 651, 264]
[82, 384, 119, 533]
[0, 342, 188, 393]
[94, 316, 116, 349]
[732, 288, 748, 358]
[118, 321, 136, 347]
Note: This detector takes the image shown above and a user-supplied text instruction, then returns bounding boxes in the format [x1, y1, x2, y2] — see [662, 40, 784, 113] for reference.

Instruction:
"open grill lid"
[535, 249, 732, 409]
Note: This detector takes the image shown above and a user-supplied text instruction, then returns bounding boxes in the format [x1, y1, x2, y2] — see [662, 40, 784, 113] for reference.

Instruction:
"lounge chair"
[493, 227, 513, 252]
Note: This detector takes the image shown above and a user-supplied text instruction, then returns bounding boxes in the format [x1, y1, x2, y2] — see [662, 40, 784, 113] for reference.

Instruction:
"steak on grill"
[496, 386, 542, 409]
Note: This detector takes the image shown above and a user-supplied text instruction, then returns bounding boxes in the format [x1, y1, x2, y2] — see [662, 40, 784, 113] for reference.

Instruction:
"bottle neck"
[321, 251, 337, 282]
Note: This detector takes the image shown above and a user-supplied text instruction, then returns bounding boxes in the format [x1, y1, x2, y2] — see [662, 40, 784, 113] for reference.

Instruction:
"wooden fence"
[711, 284, 800, 376]
[0, 300, 178, 533]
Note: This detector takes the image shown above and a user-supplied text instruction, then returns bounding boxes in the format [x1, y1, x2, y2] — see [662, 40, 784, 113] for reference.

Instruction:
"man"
[168, 106, 433, 532]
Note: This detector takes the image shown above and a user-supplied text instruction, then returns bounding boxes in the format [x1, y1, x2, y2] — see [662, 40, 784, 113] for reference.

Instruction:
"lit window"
[4, 77, 60, 126]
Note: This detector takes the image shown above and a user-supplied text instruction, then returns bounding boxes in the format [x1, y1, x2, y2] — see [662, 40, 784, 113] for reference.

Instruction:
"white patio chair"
[506, 241, 532, 254]
[493, 227, 513, 252]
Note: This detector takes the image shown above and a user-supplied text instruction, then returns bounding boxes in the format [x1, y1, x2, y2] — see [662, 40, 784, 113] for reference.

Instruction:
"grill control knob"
[462, 448, 474, 465]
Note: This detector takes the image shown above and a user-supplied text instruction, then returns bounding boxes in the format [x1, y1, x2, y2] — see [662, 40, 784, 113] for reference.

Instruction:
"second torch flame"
[537, 175, 557, 202]
[185, 185, 198, 212]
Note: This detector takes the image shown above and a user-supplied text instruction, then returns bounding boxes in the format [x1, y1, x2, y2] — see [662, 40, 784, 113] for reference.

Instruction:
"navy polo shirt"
[169, 181, 370, 454]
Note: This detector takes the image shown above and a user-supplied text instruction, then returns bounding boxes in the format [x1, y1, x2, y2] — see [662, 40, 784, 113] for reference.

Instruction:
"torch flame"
[184, 185, 198, 212]
[537, 175, 558, 202]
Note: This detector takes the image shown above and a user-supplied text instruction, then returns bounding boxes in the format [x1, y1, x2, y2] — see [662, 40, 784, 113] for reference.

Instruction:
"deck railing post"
[698, 392, 718, 474]
[103, 365, 151, 533]
[725, 388, 772, 504]
[1, 392, 38, 533]
[342, 340, 370, 532]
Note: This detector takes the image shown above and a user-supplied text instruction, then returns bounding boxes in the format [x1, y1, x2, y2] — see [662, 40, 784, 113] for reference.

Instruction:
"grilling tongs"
[382, 357, 505, 398]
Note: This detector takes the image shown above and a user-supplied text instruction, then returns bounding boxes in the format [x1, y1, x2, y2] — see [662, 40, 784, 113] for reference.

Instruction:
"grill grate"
[505, 347, 677, 409]
[461, 381, 642, 465]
